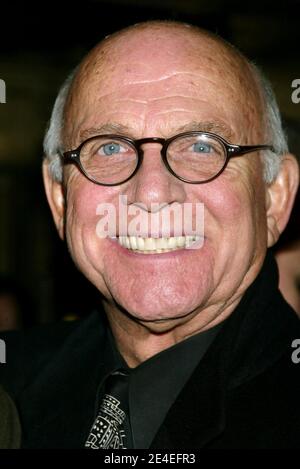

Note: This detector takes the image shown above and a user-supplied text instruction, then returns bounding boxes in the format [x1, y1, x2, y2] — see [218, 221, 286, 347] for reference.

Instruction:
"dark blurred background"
[0, 0, 299, 326]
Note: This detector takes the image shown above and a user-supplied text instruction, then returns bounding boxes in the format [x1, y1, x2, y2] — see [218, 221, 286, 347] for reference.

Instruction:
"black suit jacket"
[1, 252, 300, 448]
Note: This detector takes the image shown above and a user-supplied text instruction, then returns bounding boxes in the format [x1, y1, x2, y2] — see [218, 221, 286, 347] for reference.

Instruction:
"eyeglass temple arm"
[229, 144, 275, 157]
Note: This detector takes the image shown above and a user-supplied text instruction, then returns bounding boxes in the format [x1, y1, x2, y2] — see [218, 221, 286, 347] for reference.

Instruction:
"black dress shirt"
[96, 323, 222, 448]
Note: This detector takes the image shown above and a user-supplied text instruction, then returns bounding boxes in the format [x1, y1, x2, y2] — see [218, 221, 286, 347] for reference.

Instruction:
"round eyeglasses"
[62, 131, 275, 186]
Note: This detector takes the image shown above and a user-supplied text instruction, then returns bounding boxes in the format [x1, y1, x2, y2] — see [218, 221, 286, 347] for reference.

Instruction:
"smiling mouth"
[112, 235, 202, 254]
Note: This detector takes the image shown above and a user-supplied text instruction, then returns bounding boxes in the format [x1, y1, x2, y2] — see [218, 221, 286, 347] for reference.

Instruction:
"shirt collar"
[106, 320, 223, 448]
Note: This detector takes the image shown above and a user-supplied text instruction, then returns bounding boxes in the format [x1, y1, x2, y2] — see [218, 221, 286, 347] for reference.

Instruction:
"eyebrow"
[174, 121, 233, 140]
[79, 123, 132, 141]
[78, 120, 233, 143]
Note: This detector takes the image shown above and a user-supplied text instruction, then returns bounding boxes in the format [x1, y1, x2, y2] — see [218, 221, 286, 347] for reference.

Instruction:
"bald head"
[73, 20, 255, 88]
[44, 20, 287, 183]
[64, 21, 264, 146]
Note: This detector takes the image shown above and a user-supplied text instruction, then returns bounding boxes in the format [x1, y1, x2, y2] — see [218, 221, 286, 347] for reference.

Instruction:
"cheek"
[64, 176, 119, 271]
[198, 180, 249, 232]
[209, 184, 242, 221]
[66, 183, 101, 239]
[198, 167, 267, 247]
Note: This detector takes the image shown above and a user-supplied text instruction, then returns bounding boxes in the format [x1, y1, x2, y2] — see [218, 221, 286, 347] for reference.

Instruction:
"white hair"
[43, 69, 76, 182]
[43, 64, 288, 184]
[251, 62, 288, 182]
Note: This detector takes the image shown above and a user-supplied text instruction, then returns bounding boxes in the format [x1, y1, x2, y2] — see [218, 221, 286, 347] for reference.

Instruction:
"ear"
[266, 154, 299, 247]
[42, 160, 65, 240]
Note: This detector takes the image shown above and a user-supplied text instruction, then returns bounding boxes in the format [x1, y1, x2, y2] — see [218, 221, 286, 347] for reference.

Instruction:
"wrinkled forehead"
[64, 26, 264, 142]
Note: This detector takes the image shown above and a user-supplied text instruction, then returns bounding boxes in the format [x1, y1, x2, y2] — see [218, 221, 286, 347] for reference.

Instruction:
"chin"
[114, 292, 204, 326]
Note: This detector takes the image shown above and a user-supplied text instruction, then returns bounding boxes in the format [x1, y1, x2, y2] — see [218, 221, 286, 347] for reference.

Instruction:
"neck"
[103, 297, 241, 368]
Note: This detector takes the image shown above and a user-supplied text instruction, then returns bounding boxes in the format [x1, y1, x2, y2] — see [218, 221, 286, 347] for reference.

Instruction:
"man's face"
[54, 27, 271, 327]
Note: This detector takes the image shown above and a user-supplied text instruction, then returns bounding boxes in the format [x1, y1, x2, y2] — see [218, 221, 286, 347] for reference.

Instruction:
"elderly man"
[0, 20, 299, 449]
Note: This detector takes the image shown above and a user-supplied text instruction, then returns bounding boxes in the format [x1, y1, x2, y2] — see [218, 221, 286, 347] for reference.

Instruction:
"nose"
[123, 142, 186, 211]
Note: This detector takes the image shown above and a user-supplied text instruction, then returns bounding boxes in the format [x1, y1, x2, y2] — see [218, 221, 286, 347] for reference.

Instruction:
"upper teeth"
[116, 235, 201, 252]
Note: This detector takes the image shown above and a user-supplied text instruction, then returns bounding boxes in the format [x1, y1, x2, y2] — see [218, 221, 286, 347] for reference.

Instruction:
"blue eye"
[192, 142, 212, 153]
[102, 142, 121, 156]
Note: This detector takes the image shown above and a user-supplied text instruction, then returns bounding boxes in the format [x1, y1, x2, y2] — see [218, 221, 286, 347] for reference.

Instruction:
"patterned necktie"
[85, 370, 131, 449]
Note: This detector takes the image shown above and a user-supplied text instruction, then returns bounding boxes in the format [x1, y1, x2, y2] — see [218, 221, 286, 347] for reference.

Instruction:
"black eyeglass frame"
[62, 131, 275, 186]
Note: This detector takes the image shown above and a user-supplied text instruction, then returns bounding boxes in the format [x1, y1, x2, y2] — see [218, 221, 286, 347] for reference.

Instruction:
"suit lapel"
[19, 312, 109, 448]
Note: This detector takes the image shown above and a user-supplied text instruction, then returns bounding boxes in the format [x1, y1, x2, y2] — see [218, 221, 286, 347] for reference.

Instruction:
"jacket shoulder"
[0, 311, 105, 397]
